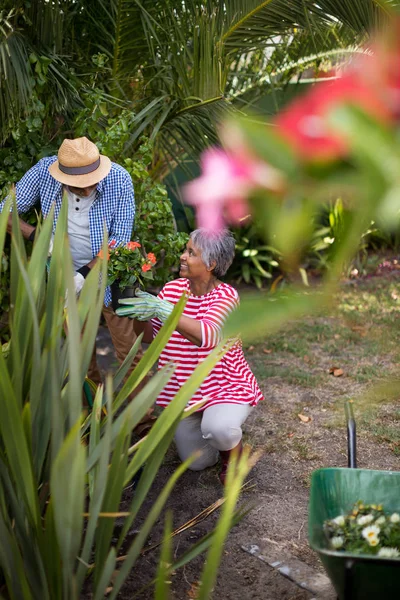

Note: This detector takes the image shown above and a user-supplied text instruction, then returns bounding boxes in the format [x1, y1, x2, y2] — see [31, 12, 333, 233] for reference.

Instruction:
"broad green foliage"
[2, 1, 394, 171]
[75, 92, 189, 288]
[228, 225, 281, 289]
[123, 142, 189, 288]
[0, 198, 251, 599]
[1, 1, 398, 304]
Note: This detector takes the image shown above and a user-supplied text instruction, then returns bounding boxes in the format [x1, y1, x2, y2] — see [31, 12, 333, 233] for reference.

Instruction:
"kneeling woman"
[118, 229, 263, 484]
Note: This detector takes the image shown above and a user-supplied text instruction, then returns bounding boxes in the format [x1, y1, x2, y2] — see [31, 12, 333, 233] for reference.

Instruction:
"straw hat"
[48, 137, 112, 187]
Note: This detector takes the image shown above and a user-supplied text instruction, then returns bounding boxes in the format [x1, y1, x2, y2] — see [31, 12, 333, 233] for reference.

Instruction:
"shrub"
[0, 197, 252, 599]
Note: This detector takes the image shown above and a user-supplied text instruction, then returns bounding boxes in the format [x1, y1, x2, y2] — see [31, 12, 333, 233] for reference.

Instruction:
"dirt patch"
[89, 272, 400, 599]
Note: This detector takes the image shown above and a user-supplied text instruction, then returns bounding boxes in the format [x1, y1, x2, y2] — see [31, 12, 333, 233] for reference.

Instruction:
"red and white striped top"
[151, 278, 263, 410]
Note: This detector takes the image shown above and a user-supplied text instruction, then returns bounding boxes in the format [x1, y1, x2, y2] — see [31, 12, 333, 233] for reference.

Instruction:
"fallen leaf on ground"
[263, 348, 272, 354]
[303, 355, 311, 362]
[298, 413, 312, 423]
[350, 325, 368, 337]
[329, 366, 344, 377]
[188, 582, 200, 599]
[247, 345, 255, 351]
[288, 432, 295, 438]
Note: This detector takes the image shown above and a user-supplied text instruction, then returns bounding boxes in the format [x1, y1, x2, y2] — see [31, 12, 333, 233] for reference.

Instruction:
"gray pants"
[174, 403, 252, 471]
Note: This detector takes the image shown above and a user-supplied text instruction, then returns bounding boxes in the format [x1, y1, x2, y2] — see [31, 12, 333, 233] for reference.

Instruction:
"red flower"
[275, 73, 389, 161]
[141, 263, 152, 272]
[109, 239, 117, 247]
[126, 241, 141, 250]
[147, 252, 157, 264]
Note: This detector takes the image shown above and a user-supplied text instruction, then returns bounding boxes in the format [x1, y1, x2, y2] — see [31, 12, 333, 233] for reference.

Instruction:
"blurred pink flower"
[356, 25, 400, 120]
[184, 147, 283, 232]
[275, 73, 389, 162]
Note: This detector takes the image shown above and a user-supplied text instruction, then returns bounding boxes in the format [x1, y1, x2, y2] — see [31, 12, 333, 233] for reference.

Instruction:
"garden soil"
[90, 272, 400, 600]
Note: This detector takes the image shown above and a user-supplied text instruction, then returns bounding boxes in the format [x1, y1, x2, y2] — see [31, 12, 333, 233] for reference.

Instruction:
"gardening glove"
[64, 272, 85, 308]
[73, 272, 85, 295]
[116, 289, 174, 322]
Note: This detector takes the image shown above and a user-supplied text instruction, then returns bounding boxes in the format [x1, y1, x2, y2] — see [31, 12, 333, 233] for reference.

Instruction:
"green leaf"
[224, 287, 328, 342]
[155, 511, 173, 600]
[108, 457, 195, 600]
[113, 333, 143, 391]
[93, 420, 129, 592]
[197, 449, 256, 599]
[93, 548, 116, 600]
[0, 347, 39, 527]
[76, 381, 113, 593]
[51, 421, 85, 581]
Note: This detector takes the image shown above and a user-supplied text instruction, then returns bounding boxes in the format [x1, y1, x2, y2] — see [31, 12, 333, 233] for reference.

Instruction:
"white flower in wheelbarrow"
[362, 525, 380, 547]
[357, 514, 374, 526]
[331, 536, 344, 549]
[390, 513, 400, 523]
[378, 547, 400, 558]
[332, 515, 345, 527]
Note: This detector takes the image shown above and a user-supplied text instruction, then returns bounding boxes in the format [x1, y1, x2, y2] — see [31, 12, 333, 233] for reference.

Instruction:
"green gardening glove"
[116, 289, 174, 322]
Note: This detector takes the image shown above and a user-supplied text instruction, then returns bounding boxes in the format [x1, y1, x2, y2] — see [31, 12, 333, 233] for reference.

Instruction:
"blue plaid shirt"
[1, 156, 135, 306]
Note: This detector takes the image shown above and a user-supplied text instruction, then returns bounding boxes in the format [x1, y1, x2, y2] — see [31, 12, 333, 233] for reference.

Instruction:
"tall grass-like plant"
[0, 195, 253, 599]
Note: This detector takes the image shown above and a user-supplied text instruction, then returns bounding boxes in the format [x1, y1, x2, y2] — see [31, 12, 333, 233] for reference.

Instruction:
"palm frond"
[0, 24, 32, 138]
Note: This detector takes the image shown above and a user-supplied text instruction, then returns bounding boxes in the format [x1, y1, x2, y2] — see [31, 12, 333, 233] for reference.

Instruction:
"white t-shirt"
[65, 186, 97, 270]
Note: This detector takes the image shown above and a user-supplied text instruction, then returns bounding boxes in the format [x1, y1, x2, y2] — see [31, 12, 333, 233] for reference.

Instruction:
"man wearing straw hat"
[2, 136, 142, 395]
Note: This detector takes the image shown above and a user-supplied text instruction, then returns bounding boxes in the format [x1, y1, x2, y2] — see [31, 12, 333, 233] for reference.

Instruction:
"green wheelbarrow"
[309, 402, 400, 600]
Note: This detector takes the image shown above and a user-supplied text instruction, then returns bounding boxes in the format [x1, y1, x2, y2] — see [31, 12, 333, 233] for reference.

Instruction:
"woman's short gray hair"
[190, 228, 236, 278]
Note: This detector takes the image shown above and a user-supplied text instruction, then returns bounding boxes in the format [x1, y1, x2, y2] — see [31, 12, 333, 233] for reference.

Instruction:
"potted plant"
[101, 240, 157, 311]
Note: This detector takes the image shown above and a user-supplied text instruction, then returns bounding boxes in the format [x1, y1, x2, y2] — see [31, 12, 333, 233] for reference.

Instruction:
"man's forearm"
[87, 257, 98, 269]
[7, 215, 36, 240]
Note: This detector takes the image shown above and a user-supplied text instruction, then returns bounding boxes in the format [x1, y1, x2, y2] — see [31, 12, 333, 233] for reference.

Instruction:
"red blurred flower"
[141, 263, 152, 272]
[109, 239, 117, 247]
[147, 252, 157, 264]
[126, 241, 141, 250]
[275, 73, 389, 161]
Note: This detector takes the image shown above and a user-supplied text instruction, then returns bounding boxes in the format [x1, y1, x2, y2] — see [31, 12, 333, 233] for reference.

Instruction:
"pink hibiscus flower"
[184, 147, 284, 232]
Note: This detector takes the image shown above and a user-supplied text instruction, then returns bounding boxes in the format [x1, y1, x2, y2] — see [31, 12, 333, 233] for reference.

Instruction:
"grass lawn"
[246, 271, 400, 457]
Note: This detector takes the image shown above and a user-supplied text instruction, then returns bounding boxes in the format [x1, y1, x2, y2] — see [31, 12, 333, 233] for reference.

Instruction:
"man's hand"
[116, 290, 174, 322]
[64, 272, 85, 308]
[73, 272, 85, 295]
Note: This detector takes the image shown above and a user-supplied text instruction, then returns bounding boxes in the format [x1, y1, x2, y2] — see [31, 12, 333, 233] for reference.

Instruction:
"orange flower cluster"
[104, 238, 157, 290]
[126, 241, 141, 250]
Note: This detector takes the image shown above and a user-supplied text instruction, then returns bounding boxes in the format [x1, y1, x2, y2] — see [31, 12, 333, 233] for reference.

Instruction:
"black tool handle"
[345, 401, 357, 468]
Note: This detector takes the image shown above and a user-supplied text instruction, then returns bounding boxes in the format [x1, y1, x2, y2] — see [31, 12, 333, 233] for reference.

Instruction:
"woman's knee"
[187, 450, 219, 471]
[201, 422, 242, 451]
[176, 443, 218, 470]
